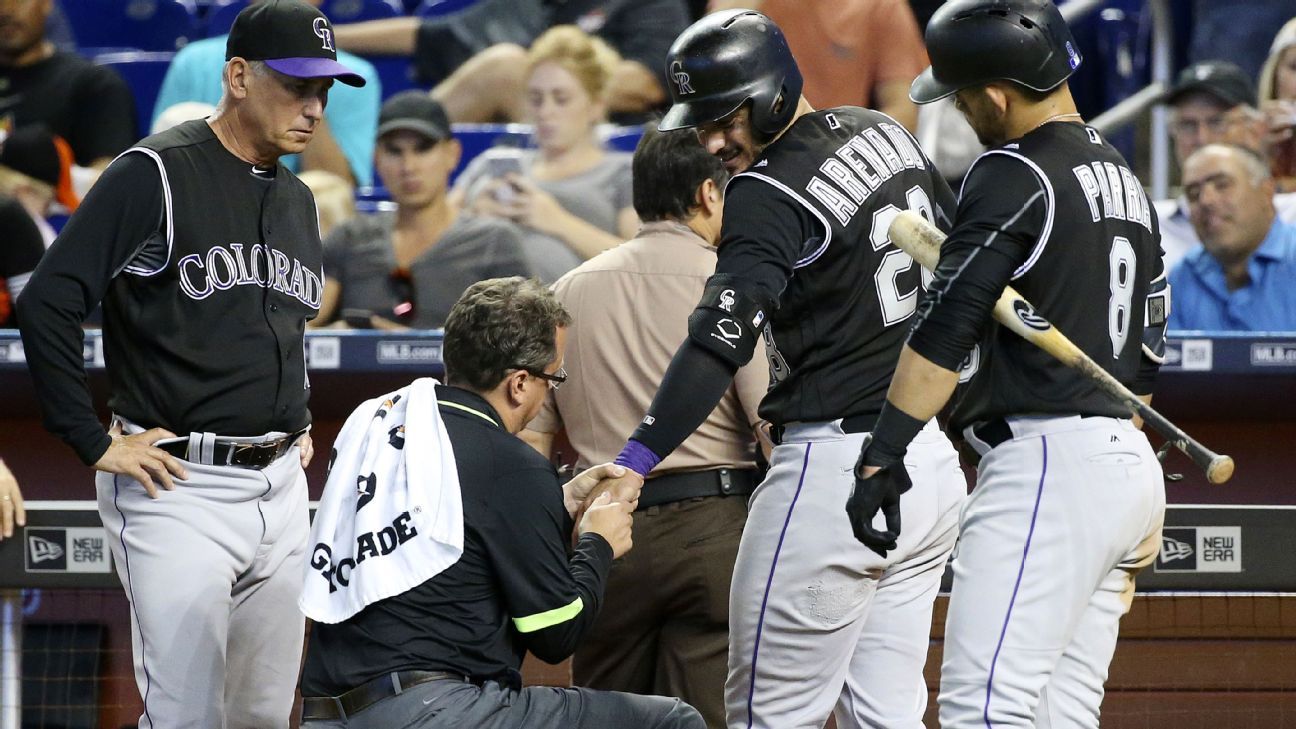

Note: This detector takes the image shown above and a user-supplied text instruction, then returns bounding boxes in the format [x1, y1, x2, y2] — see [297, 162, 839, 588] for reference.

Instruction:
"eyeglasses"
[1169, 109, 1257, 138]
[514, 365, 568, 390]
[389, 268, 415, 322]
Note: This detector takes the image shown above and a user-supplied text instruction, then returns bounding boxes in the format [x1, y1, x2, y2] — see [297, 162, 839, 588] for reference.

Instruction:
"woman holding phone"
[455, 25, 639, 261]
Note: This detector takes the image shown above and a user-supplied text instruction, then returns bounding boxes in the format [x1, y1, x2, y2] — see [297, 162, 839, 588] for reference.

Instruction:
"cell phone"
[486, 154, 524, 180]
[492, 179, 521, 204]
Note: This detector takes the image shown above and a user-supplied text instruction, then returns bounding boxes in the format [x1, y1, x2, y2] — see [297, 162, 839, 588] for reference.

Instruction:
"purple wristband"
[614, 440, 661, 478]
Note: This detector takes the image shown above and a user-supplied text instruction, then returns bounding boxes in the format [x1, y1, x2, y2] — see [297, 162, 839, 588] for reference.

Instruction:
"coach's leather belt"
[156, 427, 308, 469]
[301, 670, 469, 721]
[637, 468, 758, 510]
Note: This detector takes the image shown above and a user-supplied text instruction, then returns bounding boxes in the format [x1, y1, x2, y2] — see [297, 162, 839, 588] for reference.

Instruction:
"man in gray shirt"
[317, 92, 567, 329]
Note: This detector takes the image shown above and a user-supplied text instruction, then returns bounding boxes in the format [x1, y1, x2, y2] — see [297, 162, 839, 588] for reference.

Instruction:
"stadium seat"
[449, 123, 533, 182]
[414, 0, 479, 18]
[62, 0, 200, 52]
[602, 125, 644, 153]
[366, 56, 420, 100]
[94, 51, 177, 140]
[321, 0, 403, 23]
[204, 0, 246, 37]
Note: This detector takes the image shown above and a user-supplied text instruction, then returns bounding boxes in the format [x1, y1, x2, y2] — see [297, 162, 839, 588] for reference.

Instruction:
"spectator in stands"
[332, 0, 690, 122]
[153, 0, 380, 186]
[521, 128, 768, 729]
[454, 26, 636, 261]
[0, 457, 25, 540]
[298, 169, 356, 239]
[151, 100, 217, 135]
[1169, 144, 1296, 332]
[0, 125, 78, 246]
[0, 0, 136, 189]
[1258, 18, 1296, 191]
[0, 192, 43, 328]
[316, 92, 555, 330]
[1154, 61, 1296, 271]
[708, 0, 926, 132]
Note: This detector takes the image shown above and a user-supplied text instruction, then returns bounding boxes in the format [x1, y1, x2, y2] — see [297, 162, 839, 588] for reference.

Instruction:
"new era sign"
[1154, 526, 1242, 573]
[25, 527, 113, 574]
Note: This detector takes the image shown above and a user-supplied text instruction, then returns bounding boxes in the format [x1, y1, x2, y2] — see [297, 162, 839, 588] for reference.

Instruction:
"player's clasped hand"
[845, 434, 912, 558]
[578, 492, 635, 559]
[93, 426, 189, 499]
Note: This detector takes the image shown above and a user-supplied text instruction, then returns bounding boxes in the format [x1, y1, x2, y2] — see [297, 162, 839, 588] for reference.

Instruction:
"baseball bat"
[888, 210, 1234, 485]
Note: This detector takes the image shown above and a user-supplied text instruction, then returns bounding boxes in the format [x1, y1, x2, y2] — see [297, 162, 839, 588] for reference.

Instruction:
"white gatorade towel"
[301, 377, 463, 623]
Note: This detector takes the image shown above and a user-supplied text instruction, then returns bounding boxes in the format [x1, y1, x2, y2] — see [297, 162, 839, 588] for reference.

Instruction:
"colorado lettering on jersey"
[806, 121, 927, 226]
[178, 242, 323, 308]
[1071, 161, 1153, 233]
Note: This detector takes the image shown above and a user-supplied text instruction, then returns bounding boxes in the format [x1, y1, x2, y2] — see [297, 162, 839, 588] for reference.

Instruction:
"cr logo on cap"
[313, 16, 335, 52]
[670, 61, 694, 96]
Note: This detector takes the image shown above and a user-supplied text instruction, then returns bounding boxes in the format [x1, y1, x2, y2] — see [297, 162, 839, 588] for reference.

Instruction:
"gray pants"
[727, 419, 966, 729]
[302, 678, 706, 729]
[97, 444, 308, 729]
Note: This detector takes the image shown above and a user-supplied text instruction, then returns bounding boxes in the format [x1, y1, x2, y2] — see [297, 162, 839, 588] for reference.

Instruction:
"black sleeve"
[627, 178, 816, 461]
[70, 64, 139, 165]
[1132, 210, 1167, 396]
[906, 153, 1048, 371]
[484, 465, 614, 664]
[16, 152, 163, 465]
[0, 196, 44, 278]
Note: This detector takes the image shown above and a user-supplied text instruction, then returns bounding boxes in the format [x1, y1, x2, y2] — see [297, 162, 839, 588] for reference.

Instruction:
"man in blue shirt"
[153, 0, 380, 186]
[1170, 143, 1296, 331]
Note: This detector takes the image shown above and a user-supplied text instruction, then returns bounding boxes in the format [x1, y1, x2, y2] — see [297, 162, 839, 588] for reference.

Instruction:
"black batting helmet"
[910, 0, 1081, 104]
[658, 9, 802, 139]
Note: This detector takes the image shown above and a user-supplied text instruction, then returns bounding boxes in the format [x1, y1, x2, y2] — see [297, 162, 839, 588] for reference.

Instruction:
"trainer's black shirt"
[18, 120, 322, 465]
[0, 50, 138, 166]
[719, 107, 957, 425]
[907, 122, 1164, 432]
[301, 385, 614, 696]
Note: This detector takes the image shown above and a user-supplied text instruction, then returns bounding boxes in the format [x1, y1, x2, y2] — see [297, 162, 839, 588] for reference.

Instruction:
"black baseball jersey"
[717, 106, 957, 425]
[907, 122, 1164, 432]
[18, 120, 323, 465]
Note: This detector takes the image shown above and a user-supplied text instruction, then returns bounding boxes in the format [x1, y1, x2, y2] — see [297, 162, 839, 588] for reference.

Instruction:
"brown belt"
[156, 427, 308, 469]
[301, 670, 468, 721]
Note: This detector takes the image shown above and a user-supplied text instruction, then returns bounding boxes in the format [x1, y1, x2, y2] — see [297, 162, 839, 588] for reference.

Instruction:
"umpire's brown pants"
[572, 495, 747, 729]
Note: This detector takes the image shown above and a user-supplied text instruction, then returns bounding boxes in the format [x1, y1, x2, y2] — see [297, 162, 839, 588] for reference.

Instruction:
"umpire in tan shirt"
[522, 128, 768, 728]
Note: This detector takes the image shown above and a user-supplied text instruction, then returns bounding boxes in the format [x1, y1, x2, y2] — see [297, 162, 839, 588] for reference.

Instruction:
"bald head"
[1183, 144, 1276, 266]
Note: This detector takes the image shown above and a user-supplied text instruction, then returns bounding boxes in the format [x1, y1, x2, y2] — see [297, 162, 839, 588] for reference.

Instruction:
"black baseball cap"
[377, 91, 453, 141]
[1164, 61, 1256, 108]
[226, 0, 366, 87]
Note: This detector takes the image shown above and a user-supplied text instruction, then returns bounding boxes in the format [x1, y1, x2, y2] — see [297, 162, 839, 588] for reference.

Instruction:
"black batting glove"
[845, 434, 913, 558]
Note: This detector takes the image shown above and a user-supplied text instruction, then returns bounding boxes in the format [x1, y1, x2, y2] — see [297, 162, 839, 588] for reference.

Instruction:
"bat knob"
[1206, 455, 1235, 485]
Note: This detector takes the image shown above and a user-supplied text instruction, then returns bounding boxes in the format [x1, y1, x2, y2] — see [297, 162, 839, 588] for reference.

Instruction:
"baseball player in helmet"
[592, 10, 967, 728]
[853, 1, 1167, 726]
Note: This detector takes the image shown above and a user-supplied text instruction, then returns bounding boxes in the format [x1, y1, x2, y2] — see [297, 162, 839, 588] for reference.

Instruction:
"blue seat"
[449, 123, 533, 183]
[204, 0, 246, 38]
[414, 0, 479, 18]
[94, 51, 177, 140]
[63, 0, 200, 52]
[602, 125, 645, 153]
[366, 55, 419, 99]
[321, 0, 403, 23]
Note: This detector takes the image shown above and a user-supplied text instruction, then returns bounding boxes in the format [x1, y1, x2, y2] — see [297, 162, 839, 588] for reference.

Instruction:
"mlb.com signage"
[1154, 526, 1242, 573]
